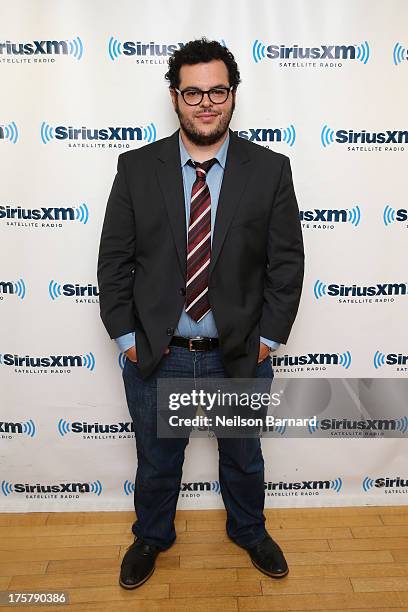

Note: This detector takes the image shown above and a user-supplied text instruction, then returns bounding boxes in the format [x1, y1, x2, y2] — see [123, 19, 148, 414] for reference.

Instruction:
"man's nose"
[200, 92, 213, 107]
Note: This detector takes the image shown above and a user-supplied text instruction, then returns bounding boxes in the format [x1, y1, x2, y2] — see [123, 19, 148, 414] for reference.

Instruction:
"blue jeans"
[122, 345, 273, 550]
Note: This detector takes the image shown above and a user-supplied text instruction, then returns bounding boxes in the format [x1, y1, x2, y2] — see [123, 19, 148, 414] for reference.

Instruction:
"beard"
[175, 97, 235, 146]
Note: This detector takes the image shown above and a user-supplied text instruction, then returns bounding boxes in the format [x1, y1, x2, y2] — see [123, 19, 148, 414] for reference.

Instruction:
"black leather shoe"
[246, 535, 289, 578]
[119, 538, 160, 589]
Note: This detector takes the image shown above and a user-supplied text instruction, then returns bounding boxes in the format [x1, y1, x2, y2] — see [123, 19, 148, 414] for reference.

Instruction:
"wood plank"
[0, 576, 10, 588]
[351, 577, 408, 592]
[239, 566, 341, 580]
[170, 579, 261, 598]
[0, 561, 47, 577]
[269, 515, 383, 528]
[261, 576, 352, 595]
[336, 562, 408, 578]
[0, 534, 134, 550]
[46, 511, 135, 525]
[46, 512, 185, 531]
[65, 584, 169, 603]
[237, 591, 403, 610]
[329, 537, 408, 551]
[47, 555, 179, 574]
[0, 523, 131, 538]
[29, 597, 239, 612]
[239, 561, 408, 580]
[286, 551, 394, 565]
[9, 568, 237, 589]
[380, 514, 408, 526]
[351, 526, 408, 539]
[180, 554, 251, 569]
[0, 513, 48, 526]
[1, 545, 120, 562]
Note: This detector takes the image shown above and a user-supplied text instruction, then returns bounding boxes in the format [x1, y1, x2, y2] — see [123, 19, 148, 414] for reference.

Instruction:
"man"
[97, 38, 304, 589]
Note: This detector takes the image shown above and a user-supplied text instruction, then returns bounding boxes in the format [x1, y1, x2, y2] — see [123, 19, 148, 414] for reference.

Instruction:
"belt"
[169, 336, 220, 351]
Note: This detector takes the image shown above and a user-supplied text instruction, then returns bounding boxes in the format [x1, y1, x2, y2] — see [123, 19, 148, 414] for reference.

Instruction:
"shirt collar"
[179, 130, 230, 169]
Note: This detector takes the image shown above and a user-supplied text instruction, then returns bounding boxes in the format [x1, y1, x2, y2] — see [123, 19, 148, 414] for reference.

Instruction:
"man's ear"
[169, 88, 177, 111]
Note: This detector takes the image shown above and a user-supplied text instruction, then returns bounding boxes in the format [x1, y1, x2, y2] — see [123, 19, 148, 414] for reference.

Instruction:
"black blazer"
[97, 129, 304, 379]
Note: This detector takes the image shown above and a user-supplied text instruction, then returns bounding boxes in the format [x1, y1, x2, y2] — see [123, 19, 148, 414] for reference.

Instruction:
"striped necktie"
[185, 158, 217, 322]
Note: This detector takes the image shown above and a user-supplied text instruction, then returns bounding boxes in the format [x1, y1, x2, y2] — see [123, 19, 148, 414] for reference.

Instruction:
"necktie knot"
[189, 158, 217, 181]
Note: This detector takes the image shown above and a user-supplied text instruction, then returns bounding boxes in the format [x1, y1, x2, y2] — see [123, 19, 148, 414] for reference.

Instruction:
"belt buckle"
[188, 336, 205, 351]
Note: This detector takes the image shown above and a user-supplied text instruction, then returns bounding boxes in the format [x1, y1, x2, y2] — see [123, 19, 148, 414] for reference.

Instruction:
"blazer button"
[179, 288, 186, 296]
[166, 327, 174, 336]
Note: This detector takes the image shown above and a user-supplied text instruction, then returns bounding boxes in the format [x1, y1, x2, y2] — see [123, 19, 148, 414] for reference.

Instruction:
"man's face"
[170, 59, 235, 146]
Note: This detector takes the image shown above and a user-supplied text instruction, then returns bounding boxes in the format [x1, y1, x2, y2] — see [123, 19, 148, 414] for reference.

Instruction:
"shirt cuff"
[115, 332, 135, 353]
[260, 336, 280, 352]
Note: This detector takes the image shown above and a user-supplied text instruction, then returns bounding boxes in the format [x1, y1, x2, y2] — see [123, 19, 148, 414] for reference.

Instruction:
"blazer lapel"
[156, 130, 187, 277]
[209, 130, 251, 277]
[155, 129, 251, 281]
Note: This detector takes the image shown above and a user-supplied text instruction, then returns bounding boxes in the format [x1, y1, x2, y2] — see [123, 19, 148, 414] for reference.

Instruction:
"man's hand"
[258, 342, 271, 363]
[124, 345, 170, 363]
[125, 345, 138, 363]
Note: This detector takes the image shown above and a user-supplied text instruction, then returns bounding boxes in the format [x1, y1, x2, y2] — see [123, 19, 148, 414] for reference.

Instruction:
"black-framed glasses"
[175, 86, 233, 106]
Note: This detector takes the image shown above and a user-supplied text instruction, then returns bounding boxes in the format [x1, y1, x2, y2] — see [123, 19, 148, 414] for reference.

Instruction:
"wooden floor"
[1, 506, 408, 611]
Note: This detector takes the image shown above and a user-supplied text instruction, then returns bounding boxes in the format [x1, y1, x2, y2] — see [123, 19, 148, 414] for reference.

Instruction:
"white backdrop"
[1, 0, 408, 511]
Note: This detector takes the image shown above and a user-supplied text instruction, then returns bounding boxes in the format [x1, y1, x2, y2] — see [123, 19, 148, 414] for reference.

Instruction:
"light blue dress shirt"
[115, 132, 280, 354]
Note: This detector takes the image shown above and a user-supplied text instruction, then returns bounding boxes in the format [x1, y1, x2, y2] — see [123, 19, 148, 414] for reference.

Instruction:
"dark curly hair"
[165, 37, 241, 90]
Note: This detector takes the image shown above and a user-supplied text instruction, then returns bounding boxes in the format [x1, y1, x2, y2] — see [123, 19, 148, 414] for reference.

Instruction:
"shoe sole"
[119, 565, 155, 590]
[251, 558, 289, 579]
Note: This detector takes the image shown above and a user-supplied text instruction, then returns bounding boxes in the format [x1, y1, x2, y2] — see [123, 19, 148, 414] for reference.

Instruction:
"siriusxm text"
[0, 206, 75, 221]
[273, 354, 345, 366]
[326, 283, 407, 296]
[2, 354, 88, 367]
[0, 40, 70, 55]
[53, 126, 145, 141]
[266, 44, 360, 60]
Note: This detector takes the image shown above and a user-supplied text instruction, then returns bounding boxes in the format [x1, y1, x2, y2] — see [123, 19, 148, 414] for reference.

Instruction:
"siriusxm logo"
[1, 480, 102, 497]
[40, 122, 157, 144]
[321, 125, 408, 147]
[108, 38, 226, 61]
[0, 121, 18, 143]
[265, 478, 342, 493]
[234, 125, 296, 147]
[49, 281, 98, 300]
[58, 419, 134, 437]
[373, 351, 408, 369]
[123, 480, 135, 496]
[308, 417, 408, 435]
[363, 476, 408, 492]
[118, 353, 126, 370]
[0, 38, 83, 59]
[314, 280, 408, 299]
[0, 203, 89, 225]
[393, 42, 407, 66]
[108, 38, 184, 60]
[0, 279, 26, 300]
[383, 205, 408, 226]
[0, 420, 36, 437]
[272, 352, 351, 369]
[252, 40, 370, 64]
[0, 352, 95, 370]
[300, 206, 361, 226]
[180, 481, 221, 495]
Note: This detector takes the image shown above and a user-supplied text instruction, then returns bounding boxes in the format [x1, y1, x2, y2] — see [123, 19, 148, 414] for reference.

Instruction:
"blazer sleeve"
[259, 156, 304, 344]
[97, 154, 136, 339]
